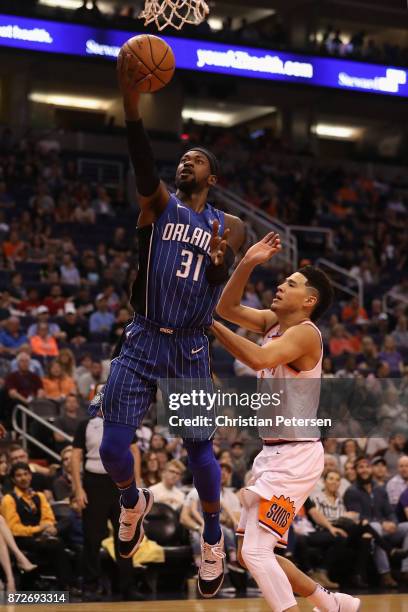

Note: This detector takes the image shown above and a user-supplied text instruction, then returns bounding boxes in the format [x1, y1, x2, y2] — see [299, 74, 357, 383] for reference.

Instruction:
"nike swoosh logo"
[177, 204, 187, 209]
[191, 346, 204, 355]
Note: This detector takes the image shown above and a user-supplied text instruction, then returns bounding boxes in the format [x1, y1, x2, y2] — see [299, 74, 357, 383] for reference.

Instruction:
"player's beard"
[175, 174, 199, 194]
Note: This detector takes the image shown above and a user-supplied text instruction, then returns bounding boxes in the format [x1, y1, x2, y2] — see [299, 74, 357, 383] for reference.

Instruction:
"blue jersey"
[130, 193, 225, 328]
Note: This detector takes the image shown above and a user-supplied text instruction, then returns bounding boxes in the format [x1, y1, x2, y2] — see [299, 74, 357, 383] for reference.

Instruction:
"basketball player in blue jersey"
[90, 52, 245, 598]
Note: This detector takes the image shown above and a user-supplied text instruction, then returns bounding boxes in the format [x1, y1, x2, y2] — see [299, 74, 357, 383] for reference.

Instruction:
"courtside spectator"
[341, 296, 368, 323]
[27, 305, 63, 339]
[6, 444, 52, 493]
[1, 462, 73, 590]
[59, 304, 88, 345]
[42, 360, 76, 402]
[18, 288, 42, 314]
[387, 456, 408, 508]
[43, 285, 67, 316]
[53, 394, 82, 452]
[344, 457, 408, 587]
[9, 273, 26, 301]
[10, 344, 44, 377]
[372, 456, 389, 487]
[89, 295, 115, 337]
[141, 451, 161, 487]
[76, 361, 105, 400]
[329, 324, 357, 356]
[379, 336, 404, 377]
[384, 433, 408, 476]
[356, 337, 380, 370]
[3, 352, 44, 426]
[30, 322, 59, 358]
[3, 230, 26, 264]
[57, 348, 77, 377]
[0, 317, 28, 355]
[149, 460, 186, 511]
[52, 446, 74, 500]
[60, 254, 81, 286]
[72, 198, 95, 225]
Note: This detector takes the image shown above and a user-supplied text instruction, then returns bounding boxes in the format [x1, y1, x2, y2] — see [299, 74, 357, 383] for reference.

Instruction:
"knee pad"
[99, 436, 121, 465]
[99, 422, 136, 481]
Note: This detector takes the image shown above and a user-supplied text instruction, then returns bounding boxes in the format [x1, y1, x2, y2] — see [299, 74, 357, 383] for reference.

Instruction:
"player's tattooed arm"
[211, 319, 317, 371]
[216, 232, 281, 334]
[118, 52, 169, 223]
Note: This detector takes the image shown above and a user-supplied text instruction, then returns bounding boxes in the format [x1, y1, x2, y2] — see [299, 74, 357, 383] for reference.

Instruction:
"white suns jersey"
[257, 320, 323, 442]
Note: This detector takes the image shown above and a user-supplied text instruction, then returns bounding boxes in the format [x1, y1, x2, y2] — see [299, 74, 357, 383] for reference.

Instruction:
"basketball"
[120, 34, 175, 93]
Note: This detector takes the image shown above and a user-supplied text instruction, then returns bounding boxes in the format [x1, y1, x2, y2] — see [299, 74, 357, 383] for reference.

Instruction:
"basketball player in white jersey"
[210, 232, 360, 612]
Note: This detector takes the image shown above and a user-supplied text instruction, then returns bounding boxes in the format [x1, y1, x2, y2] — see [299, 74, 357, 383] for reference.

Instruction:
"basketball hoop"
[140, 0, 210, 31]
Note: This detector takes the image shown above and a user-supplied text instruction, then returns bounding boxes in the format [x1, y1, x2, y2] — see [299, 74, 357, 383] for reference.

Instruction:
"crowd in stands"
[4, 1, 408, 68]
[0, 122, 407, 599]
[309, 25, 408, 69]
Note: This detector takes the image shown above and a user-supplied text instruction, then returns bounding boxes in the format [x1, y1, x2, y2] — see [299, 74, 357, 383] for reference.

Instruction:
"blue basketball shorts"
[90, 314, 215, 441]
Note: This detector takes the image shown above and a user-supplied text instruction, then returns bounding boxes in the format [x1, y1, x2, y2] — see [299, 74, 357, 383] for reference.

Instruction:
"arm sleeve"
[1, 495, 42, 537]
[126, 120, 161, 197]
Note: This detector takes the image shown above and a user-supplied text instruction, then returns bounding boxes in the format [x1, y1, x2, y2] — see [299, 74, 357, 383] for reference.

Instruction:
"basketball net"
[140, 0, 210, 31]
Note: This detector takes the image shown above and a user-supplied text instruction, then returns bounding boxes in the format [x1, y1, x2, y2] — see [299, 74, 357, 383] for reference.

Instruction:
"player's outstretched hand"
[210, 220, 231, 266]
[117, 51, 152, 98]
[243, 232, 281, 266]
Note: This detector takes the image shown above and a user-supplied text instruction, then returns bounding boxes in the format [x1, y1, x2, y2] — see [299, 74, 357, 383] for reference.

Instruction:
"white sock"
[307, 584, 339, 612]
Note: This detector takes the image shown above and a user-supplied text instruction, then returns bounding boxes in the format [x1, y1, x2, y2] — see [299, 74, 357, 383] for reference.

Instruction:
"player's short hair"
[186, 147, 220, 175]
[298, 265, 334, 322]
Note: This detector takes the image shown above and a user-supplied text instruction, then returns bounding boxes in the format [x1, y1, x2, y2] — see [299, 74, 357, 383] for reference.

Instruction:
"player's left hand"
[0, 423, 6, 438]
[244, 232, 281, 266]
[209, 220, 230, 266]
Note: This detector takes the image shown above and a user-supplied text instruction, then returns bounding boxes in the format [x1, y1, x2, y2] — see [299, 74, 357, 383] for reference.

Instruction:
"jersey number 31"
[176, 249, 204, 281]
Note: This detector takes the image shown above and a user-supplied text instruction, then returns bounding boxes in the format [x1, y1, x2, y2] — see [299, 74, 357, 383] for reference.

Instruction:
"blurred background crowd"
[4, 0, 408, 67]
[0, 123, 406, 600]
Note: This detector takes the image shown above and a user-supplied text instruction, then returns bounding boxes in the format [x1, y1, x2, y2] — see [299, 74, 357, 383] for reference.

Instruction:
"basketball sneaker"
[197, 532, 226, 598]
[313, 591, 361, 612]
[118, 488, 154, 558]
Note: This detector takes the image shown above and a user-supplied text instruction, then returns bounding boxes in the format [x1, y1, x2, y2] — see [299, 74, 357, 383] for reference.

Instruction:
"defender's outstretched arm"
[216, 232, 281, 334]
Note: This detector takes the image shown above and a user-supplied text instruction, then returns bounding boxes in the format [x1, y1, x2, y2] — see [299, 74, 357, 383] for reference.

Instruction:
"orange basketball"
[120, 34, 175, 93]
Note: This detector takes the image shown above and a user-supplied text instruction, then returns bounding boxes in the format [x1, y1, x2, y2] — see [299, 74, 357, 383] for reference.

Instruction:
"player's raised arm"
[215, 232, 281, 334]
[117, 51, 169, 220]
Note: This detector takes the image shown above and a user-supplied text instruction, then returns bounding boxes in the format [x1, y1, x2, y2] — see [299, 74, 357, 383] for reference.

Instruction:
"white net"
[139, 0, 210, 31]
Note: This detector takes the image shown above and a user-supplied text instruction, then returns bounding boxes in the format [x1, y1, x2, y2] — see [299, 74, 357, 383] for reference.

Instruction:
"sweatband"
[126, 119, 161, 197]
[187, 146, 220, 175]
[206, 244, 235, 285]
